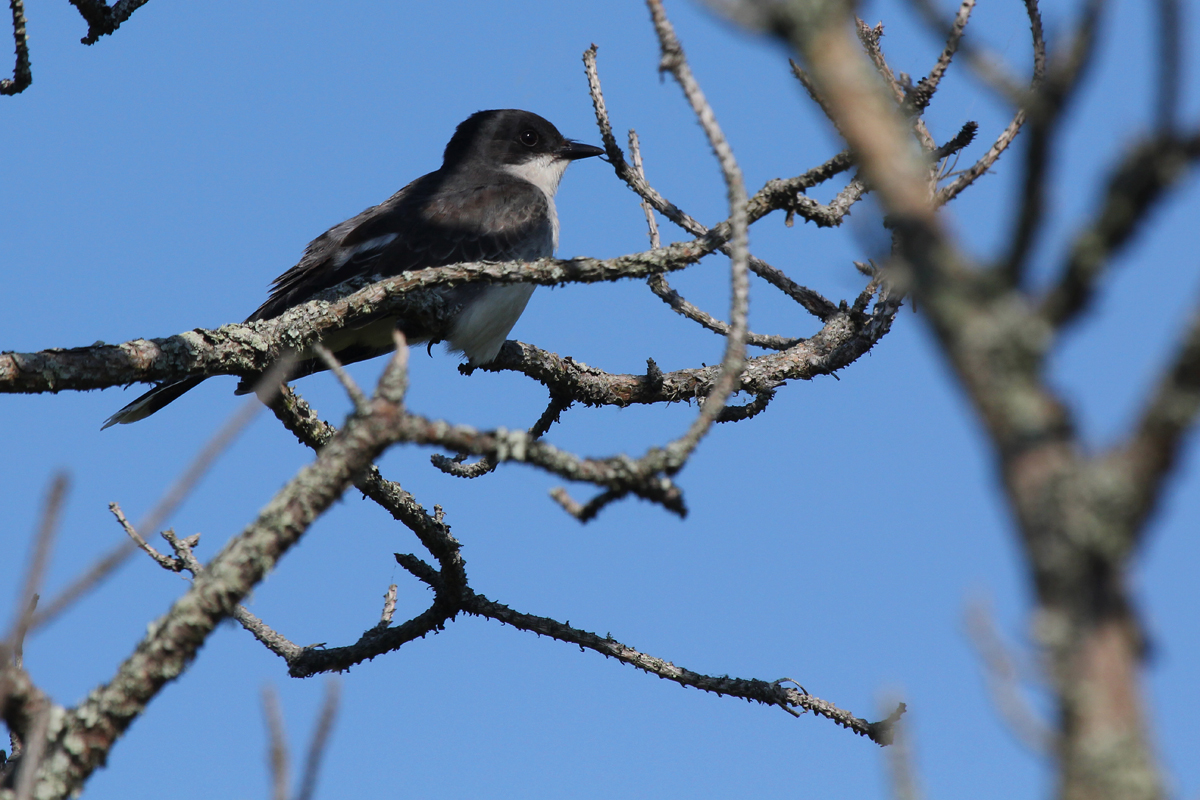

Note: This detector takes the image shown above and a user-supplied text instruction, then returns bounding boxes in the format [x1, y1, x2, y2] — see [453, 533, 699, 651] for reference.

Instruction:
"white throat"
[502, 154, 568, 252]
[502, 153, 570, 199]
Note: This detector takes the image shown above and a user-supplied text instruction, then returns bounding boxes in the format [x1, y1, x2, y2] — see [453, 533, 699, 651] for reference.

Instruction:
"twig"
[295, 680, 341, 800]
[789, 58, 845, 139]
[549, 486, 628, 523]
[30, 358, 294, 633]
[0, 0, 31, 95]
[109, 502, 181, 571]
[312, 343, 370, 414]
[630, 129, 799, 350]
[935, 0, 1046, 206]
[4, 474, 67, 653]
[378, 585, 398, 627]
[853, 17, 936, 151]
[905, 0, 976, 116]
[645, 0, 750, 473]
[586, 44, 842, 321]
[906, 0, 1032, 105]
[628, 129, 661, 250]
[262, 686, 290, 800]
[715, 390, 775, 423]
[431, 392, 573, 478]
[965, 600, 1053, 752]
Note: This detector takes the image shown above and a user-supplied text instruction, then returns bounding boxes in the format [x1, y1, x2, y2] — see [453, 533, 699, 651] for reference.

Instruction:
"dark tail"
[101, 377, 207, 429]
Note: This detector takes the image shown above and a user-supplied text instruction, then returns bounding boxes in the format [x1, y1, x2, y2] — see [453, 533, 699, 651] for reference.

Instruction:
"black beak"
[560, 140, 605, 160]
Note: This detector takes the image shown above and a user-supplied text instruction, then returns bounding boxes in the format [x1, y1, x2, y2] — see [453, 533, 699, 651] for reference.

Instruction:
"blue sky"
[3, 1, 1199, 798]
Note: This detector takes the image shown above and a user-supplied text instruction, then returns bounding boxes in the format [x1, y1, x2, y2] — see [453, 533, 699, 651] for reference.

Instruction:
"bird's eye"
[519, 129, 540, 147]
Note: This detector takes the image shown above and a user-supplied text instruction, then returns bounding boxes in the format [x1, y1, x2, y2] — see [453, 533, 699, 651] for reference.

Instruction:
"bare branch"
[482, 275, 899, 410]
[0, 0, 30, 95]
[67, 0, 153, 45]
[431, 393, 572, 479]
[462, 586, 902, 745]
[1, 242, 728, 396]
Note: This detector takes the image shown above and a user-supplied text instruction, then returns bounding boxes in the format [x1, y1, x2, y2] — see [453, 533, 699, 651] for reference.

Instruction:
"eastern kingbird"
[104, 109, 603, 428]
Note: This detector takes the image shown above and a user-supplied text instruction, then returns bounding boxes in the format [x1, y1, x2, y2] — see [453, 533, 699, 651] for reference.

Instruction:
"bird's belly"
[446, 283, 536, 365]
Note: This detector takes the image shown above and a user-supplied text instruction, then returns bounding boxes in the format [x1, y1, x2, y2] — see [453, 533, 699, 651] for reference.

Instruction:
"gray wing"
[246, 171, 553, 323]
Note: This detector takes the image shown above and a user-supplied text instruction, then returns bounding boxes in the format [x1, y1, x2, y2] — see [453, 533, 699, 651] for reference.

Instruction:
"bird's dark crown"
[442, 109, 570, 168]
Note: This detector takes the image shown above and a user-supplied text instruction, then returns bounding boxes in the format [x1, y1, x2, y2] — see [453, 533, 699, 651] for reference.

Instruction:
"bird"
[103, 109, 604, 428]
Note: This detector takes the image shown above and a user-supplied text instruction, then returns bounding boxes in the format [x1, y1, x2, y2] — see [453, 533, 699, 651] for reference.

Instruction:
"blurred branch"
[1108, 296, 1200, 544]
[1154, 0, 1182, 131]
[262, 687, 290, 800]
[3, 474, 67, 656]
[295, 681, 341, 800]
[1040, 132, 1200, 328]
[965, 600, 1053, 752]
[998, 0, 1105, 284]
